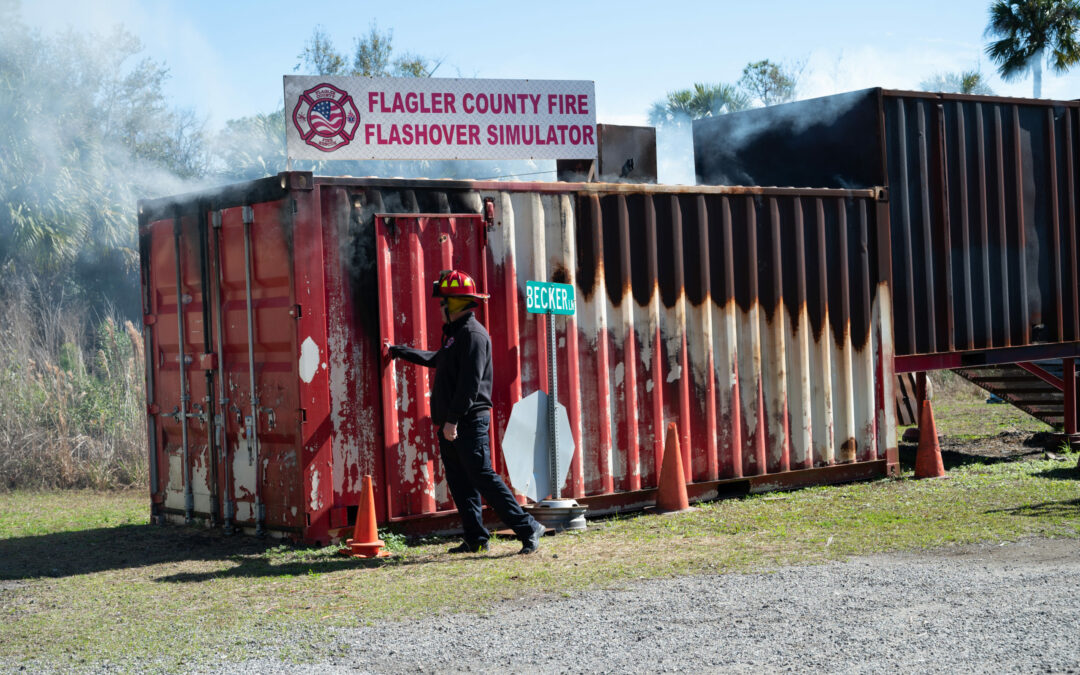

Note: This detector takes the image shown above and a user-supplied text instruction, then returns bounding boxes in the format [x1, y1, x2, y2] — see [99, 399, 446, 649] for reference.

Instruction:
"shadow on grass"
[1033, 465, 1080, 480]
[897, 431, 1063, 473]
[986, 498, 1080, 518]
[0, 523, 459, 581]
[153, 547, 522, 583]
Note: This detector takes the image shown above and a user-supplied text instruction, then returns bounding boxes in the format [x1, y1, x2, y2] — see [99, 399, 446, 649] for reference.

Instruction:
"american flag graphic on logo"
[291, 83, 361, 153]
[310, 100, 345, 135]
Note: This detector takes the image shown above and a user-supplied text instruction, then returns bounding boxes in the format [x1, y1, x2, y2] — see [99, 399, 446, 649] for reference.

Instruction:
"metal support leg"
[1064, 358, 1076, 440]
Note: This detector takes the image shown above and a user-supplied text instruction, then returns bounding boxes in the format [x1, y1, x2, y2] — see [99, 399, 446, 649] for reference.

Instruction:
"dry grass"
[0, 280, 146, 491]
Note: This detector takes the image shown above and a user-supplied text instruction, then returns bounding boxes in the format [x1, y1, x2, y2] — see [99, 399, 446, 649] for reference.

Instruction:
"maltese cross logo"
[292, 83, 360, 152]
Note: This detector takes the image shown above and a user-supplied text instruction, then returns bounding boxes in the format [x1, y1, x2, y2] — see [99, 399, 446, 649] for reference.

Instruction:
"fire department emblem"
[292, 83, 361, 152]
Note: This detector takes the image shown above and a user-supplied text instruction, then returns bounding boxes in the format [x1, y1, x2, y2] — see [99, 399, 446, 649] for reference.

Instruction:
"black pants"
[439, 413, 536, 546]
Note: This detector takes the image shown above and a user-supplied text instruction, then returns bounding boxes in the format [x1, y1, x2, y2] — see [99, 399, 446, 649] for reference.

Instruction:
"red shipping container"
[138, 173, 899, 544]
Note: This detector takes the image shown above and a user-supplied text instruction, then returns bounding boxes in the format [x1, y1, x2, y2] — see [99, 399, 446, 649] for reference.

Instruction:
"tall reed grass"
[0, 279, 146, 490]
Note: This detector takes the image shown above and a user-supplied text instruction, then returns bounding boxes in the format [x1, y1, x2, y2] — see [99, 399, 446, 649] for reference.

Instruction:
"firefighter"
[387, 269, 546, 555]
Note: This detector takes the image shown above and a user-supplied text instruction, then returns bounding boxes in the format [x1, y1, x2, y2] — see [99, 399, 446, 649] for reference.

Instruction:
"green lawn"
[2, 438, 1079, 672]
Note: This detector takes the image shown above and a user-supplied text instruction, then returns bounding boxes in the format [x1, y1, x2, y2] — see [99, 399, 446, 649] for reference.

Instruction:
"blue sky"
[20, 0, 1080, 134]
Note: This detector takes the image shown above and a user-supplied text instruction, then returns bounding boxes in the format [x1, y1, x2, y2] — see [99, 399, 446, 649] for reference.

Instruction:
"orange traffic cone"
[914, 400, 946, 479]
[655, 422, 692, 513]
[343, 475, 390, 558]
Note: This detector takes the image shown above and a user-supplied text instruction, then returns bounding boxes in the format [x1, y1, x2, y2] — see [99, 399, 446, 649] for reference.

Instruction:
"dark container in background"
[694, 88, 1080, 364]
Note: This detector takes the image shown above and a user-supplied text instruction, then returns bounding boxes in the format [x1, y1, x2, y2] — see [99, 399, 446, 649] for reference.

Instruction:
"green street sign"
[526, 280, 575, 315]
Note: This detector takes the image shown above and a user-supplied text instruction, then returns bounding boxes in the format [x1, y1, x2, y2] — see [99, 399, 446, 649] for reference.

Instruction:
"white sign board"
[501, 390, 575, 502]
[284, 76, 597, 161]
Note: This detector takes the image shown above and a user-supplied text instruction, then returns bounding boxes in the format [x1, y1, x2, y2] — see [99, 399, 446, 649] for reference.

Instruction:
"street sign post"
[525, 281, 575, 499]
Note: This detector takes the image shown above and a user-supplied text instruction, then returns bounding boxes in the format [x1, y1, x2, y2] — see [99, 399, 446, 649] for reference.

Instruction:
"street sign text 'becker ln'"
[526, 281, 575, 316]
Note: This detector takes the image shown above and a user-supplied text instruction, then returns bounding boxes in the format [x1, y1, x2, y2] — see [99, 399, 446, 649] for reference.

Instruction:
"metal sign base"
[529, 498, 588, 532]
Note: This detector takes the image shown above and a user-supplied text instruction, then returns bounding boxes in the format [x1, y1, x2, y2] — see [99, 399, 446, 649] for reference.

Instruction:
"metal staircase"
[952, 360, 1071, 430]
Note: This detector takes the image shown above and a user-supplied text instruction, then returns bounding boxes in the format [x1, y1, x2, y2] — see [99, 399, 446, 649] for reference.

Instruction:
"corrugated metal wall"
[331, 181, 897, 521]
[884, 92, 1080, 355]
[693, 88, 1080, 362]
[139, 175, 899, 539]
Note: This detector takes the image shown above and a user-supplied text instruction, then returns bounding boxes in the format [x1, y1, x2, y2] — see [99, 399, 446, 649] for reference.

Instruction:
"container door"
[144, 213, 216, 521]
[375, 214, 488, 519]
[214, 203, 306, 533]
[143, 202, 308, 535]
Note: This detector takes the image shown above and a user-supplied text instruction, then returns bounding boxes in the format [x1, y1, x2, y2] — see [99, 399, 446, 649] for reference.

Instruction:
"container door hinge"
[212, 211, 223, 229]
[288, 304, 302, 318]
[298, 408, 307, 423]
[291, 199, 298, 214]
[143, 314, 157, 326]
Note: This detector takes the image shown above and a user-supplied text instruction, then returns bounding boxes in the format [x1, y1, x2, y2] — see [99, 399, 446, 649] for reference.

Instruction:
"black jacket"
[392, 312, 493, 425]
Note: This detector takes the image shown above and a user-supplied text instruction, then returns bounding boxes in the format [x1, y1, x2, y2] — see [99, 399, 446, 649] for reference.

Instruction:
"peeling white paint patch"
[233, 437, 255, 500]
[165, 453, 184, 511]
[397, 372, 412, 412]
[558, 336, 565, 348]
[291, 506, 298, 518]
[326, 325, 353, 495]
[299, 337, 319, 383]
[614, 362, 625, 387]
[646, 379, 654, 393]
[666, 365, 682, 383]
[192, 461, 211, 514]
[168, 453, 183, 491]
[236, 501, 253, 523]
[309, 466, 322, 511]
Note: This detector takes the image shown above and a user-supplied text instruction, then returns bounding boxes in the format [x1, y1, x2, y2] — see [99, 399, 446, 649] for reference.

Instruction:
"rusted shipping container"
[694, 88, 1080, 369]
[137, 173, 898, 543]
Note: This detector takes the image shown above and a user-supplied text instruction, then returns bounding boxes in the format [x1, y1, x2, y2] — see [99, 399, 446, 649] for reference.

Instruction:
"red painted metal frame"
[1017, 362, 1065, 391]
[1065, 358, 1077, 436]
[895, 342, 1080, 373]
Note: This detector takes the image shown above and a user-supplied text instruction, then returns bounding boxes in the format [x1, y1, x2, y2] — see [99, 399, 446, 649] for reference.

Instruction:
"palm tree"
[985, 0, 1080, 98]
[648, 83, 751, 127]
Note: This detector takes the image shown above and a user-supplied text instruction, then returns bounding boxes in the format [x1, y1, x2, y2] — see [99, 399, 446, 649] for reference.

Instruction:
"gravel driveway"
[227, 537, 1080, 674]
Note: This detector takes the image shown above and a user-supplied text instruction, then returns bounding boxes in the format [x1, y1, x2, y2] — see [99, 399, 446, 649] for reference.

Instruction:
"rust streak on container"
[976, 104, 994, 348]
[1067, 109, 1080, 341]
[644, 196, 665, 485]
[739, 196, 767, 476]
[765, 197, 790, 473]
[835, 199, 857, 464]
[933, 103, 954, 352]
[552, 194, 584, 498]
[718, 196, 743, 478]
[994, 105, 1012, 346]
[1048, 108, 1064, 343]
[617, 194, 641, 491]
[895, 99, 917, 355]
[855, 200, 877, 462]
[955, 102, 974, 350]
[811, 198, 835, 466]
[1012, 106, 1030, 345]
[916, 103, 938, 353]
[668, 196, 694, 481]
[584, 194, 614, 495]
[789, 196, 813, 470]
[696, 194, 719, 481]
